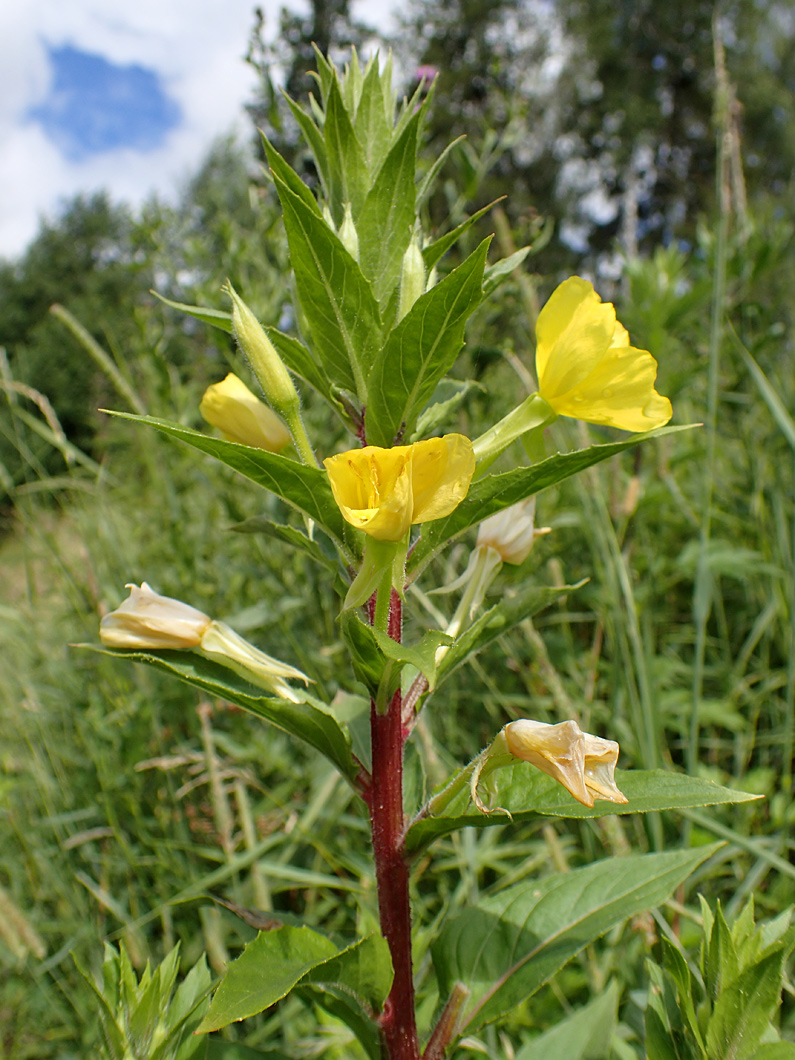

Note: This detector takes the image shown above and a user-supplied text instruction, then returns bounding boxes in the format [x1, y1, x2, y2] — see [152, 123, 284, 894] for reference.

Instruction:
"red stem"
[367, 590, 420, 1060]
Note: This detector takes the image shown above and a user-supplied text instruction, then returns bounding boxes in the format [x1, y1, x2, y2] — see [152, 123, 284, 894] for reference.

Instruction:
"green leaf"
[304, 932, 393, 1013]
[102, 412, 346, 549]
[357, 110, 419, 309]
[514, 980, 620, 1060]
[151, 292, 232, 334]
[706, 950, 786, 1060]
[262, 136, 322, 217]
[706, 904, 739, 1002]
[365, 238, 490, 446]
[660, 938, 705, 1054]
[411, 378, 482, 441]
[421, 201, 500, 273]
[405, 768, 757, 857]
[751, 1045, 795, 1060]
[230, 517, 338, 573]
[416, 135, 466, 209]
[409, 424, 697, 577]
[198, 926, 339, 1032]
[323, 78, 368, 223]
[433, 844, 722, 1035]
[483, 247, 532, 298]
[434, 583, 584, 688]
[353, 59, 393, 174]
[341, 611, 452, 697]
[271, 171, 381, 398]
[86, 646, 359, 782]
[282, 94, 330, 194]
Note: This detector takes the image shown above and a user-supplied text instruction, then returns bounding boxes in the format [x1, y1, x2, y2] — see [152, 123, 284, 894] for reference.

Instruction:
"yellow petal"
[549, 344, 672, 431]
[535, 276, 672, 432]
[410, 434, 475, 523]
[200, 373, 291, 452]
[536, 277, 616, 399]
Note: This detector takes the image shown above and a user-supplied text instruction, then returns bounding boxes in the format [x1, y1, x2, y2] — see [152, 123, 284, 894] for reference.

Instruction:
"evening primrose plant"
[93, 52, 756, 1060]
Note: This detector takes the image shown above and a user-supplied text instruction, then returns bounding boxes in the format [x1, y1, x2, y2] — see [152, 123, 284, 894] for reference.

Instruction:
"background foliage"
[1, 1, 793, 1056]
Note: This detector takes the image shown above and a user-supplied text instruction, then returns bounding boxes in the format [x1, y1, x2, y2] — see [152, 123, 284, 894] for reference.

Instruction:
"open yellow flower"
[200, 373, 291, 452]
[324, 435, 475, 541]
[536, 277, 672, 432]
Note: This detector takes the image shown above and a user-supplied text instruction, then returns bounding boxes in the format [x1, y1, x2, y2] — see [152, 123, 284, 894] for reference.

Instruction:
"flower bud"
[225, 283, 300, 421]
[503, 718, 627, 807]
[476, 497, 550, 565]
[398, 237, 426, 321]
[200, 373, 291, 452]
[338, 203, 360, 262]
[100, 583, 211, 649]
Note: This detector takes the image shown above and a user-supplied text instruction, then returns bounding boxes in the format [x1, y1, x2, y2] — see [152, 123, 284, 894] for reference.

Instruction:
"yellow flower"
[200, 373, 291, 452]
[503, 718, 627, 808]
[536, 276, 672, 431]
[324, 435, 475, 541]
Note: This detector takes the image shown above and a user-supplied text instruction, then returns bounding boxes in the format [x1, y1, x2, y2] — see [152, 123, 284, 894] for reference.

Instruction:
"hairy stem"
[368, 589, 420, 1060]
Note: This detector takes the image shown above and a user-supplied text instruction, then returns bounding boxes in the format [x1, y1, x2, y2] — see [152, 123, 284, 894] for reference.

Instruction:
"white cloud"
[0, 0, 363, 259]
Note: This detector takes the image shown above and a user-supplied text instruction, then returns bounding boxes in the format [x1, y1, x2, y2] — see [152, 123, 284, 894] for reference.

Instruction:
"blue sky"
[0, 0, 396, 259]
[29, 44, 182, 160]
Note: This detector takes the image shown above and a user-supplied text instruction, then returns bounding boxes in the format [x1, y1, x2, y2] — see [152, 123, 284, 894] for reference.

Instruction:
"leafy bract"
[433, 844, 722, 1034]
[102, 412, 346, 550]
[405, 768, 757, 856]
[365, 238, 490, 446]
[409, 424, 696, 577]
[86, 646, 359, 783]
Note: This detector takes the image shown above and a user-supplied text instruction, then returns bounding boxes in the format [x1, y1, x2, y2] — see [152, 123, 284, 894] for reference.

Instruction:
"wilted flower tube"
[324, 435, 475, 542]
[476, 497, 550, 566]
[100, 584, 309, 702]
[503, 718, 627, 808]
[535, 277, 672, 431]
[200, 373, 291, 452]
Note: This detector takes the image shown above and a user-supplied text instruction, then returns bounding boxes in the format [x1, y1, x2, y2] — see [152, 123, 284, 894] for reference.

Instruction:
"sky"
[0, 0, 397, 261]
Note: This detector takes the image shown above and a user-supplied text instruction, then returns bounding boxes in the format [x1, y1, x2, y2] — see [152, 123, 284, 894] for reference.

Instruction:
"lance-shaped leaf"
[323, 77, 369, 223]
[230, 516, 338, 573]
[300, 933, 394, 1060]
[434, 583, 585, 689]
[103, 412, 346, 548]
[365, 238, 490, 447]
[421, 200, 501, 273]
[357, 109, 419, 309]
[433, 844, 722, 1035]
[198, 926, 339, 1033]
[151, 292, 232, 333]
[406, 768, 757, 857]
[87, 646, 360, 782]
[409, 424, 696, 577]
[353, 57, 393, 174]
[270, 169, 381, 399]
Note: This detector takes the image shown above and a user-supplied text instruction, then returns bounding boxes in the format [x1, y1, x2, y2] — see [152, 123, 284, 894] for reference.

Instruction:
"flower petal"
[410, 434, 475, 523]
[549, 344, 672, 431]
[536, 277, 616, 400]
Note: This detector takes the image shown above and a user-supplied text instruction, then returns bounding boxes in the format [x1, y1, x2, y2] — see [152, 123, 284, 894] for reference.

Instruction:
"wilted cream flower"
[200, 373, 291, 452]
[503, 718, 627, 808]
[476, 497, 550, 565]
[100, 582, 211, 649]
[100, 583, 309, 702]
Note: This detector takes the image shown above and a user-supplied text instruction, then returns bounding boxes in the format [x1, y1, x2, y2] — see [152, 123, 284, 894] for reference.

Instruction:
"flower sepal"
[343, 536, 406, 613]
[472, 393, 557, 470]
